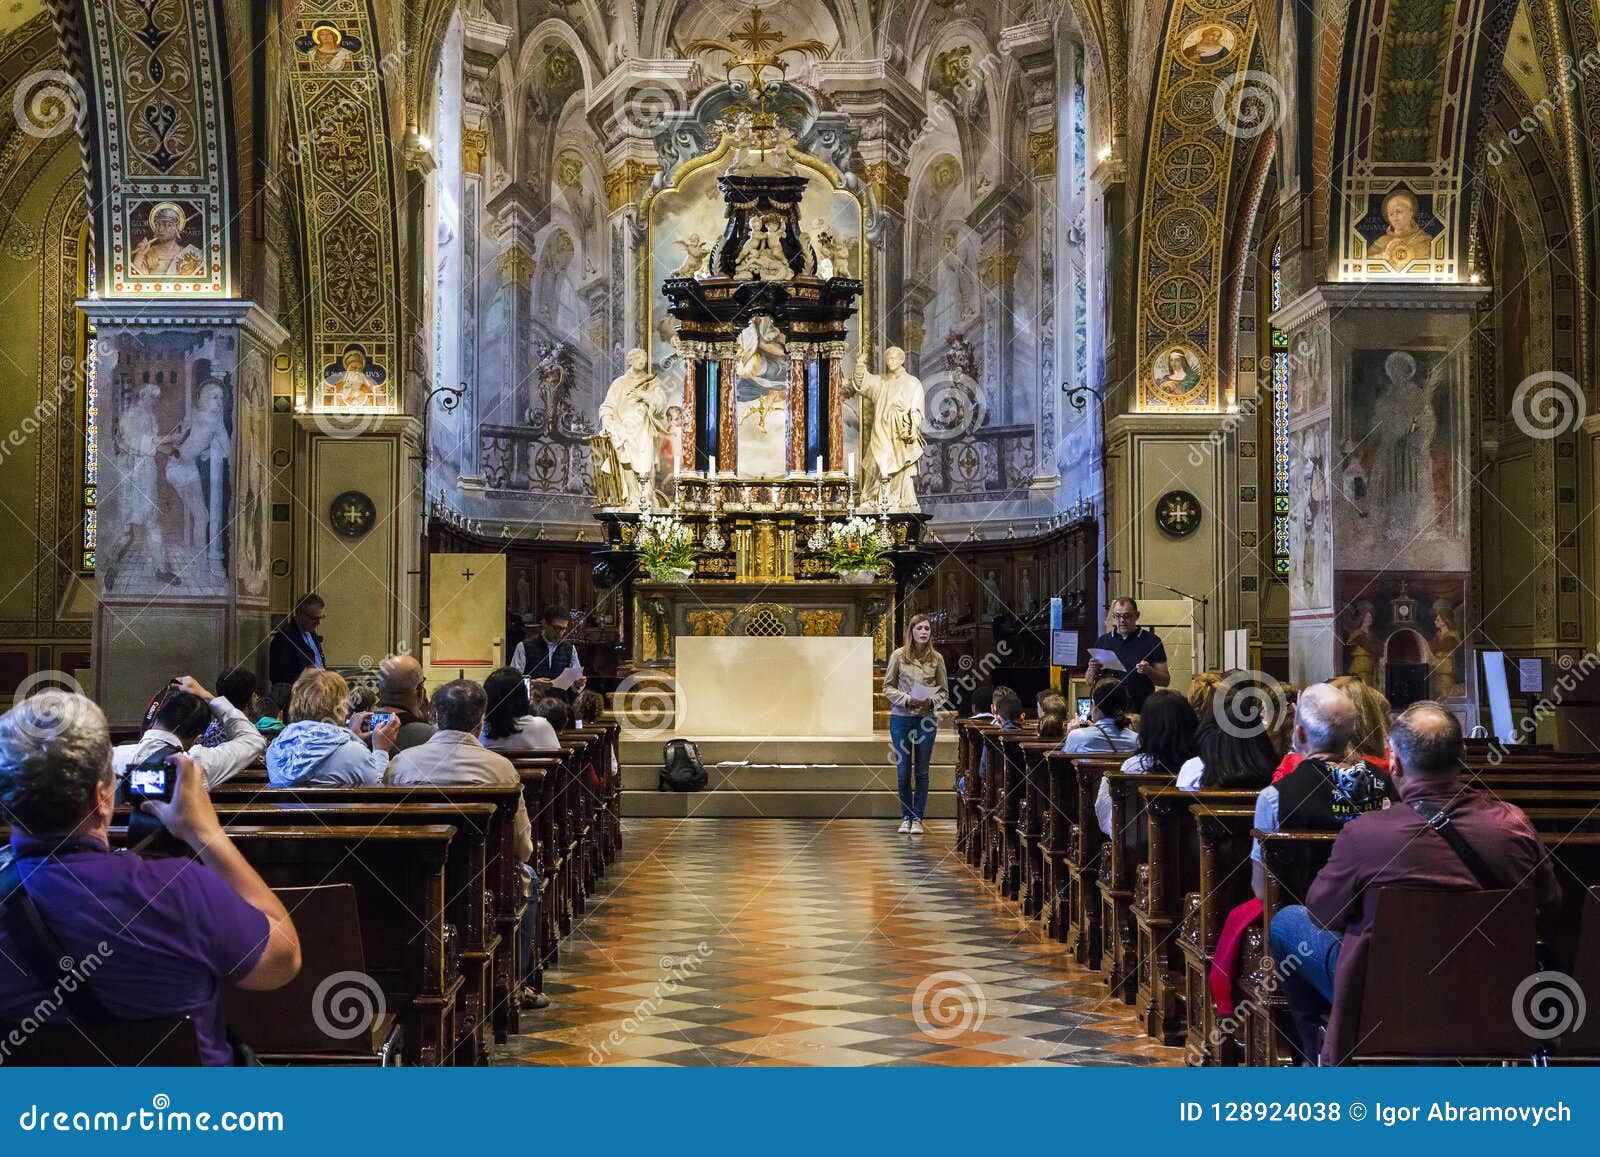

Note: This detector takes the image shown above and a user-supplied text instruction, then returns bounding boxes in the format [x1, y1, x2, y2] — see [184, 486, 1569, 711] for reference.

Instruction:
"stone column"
[485, 183, 542, 429]
[974, 190, 1025, 425]
[787, 345, 809, 475]
[84, 300, 284, 725]
[1271, 284, 1486, 714]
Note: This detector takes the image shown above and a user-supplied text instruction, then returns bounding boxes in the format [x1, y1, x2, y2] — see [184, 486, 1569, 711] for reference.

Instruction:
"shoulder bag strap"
[1407, 799, 1502, 889]
[0, 857, 117, 1022]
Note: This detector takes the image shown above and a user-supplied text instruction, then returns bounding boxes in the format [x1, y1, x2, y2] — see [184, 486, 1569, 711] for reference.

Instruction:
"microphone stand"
[1136, 578, 1211, 673]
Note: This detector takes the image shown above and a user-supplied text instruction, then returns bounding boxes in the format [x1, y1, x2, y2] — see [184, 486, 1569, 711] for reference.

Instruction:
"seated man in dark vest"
[1251, 682, 1400, 900]
[510, 605, 588, 703]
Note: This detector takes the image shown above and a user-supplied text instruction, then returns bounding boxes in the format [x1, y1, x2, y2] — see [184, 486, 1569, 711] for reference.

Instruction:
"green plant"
[826, 516, 885, 573]
[636, 512, 698, 579]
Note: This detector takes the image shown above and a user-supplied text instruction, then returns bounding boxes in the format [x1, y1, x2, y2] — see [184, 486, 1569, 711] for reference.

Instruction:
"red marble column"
[680, 357, 696, 474]
[788, 353, 808, 474]
[717, 352, 738, 473]
[828, 350, 845, 472]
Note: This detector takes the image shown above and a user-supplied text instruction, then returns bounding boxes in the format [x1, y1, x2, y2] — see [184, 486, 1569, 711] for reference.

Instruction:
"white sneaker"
[897, 819, 912, 834]
[910, 820, 925, 835]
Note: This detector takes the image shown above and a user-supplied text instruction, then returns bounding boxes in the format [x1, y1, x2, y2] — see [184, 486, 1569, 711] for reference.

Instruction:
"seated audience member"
[1036, 690, 1069, 722]
[115, 675, 266, 790]
[1178, 675, 1281, 790]
[266, 669, 397, 787]
[0, 692, 301, 1065]
[201, 668, 259, 747]
[1267, 682, 1302, 758]
[967, 685, 999, 725]
[481, 667, 560, 753]
[371, 654, 434, 753]
[1251, 682, 1398, 900]
[268, 682, 293, 711]
[534, 696, 572, 734]
[572, 689, 607, 728]
[976, 686, 1023, 783]
[253, 695, 285, 736]
[1061, 678, 1139, 755]
[388, 680, 547, 1010]
[1037, 715, 1066, 741]
[346, 683, 377, 715]
[1271, 702, 1561, 1065]
[1272, 676, 1391, 783]
[1096, 689, 1198, 836]
[1187, 671, 1224, 724]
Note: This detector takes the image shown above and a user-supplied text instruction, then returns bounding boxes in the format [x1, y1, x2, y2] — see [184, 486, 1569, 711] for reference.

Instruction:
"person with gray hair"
[1269, 700, 1561, 1064]
[1250, 682, 1398, 901]
[385, 680, 548, 1011]
[0, 691, 300, 1064]
[363, 653, 433, 753]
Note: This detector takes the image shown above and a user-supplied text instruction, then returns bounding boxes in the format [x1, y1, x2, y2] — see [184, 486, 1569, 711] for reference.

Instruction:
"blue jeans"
[518, 864, 542, 991]
[890, 712, 937, 821]
[1270, 903, 1341, 1064]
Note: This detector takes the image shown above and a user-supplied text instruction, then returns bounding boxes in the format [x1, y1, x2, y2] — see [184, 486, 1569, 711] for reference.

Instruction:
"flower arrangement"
[826, 515, 885, 579]
[636, 512, 698, 582]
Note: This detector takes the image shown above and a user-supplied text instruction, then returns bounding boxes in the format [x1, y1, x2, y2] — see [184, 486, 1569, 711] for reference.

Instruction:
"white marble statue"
[734, 214, 793, 281]
[850, 346, 925, 513]
[672, 232, 711, 278]
[597, 348, 667, 509]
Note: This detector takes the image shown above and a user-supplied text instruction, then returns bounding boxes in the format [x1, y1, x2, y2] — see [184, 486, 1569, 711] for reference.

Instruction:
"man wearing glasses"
[1084, 597, 1170, 711]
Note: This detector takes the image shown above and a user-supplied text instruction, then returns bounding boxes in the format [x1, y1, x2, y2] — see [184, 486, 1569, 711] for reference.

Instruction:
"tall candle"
[848, 451, 855, 478]
[816, 456, 824, 477]
[709, 455, 717, 477]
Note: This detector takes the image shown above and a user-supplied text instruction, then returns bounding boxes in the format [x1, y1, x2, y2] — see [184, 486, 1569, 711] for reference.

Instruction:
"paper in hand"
[908, 682, 936, 703]
[550, 667, 580, 691]
[1088, 648, 1126, 673]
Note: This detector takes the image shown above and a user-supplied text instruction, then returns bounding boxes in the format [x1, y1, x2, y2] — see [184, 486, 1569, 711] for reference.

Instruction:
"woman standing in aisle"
[883, 613, 949, 835]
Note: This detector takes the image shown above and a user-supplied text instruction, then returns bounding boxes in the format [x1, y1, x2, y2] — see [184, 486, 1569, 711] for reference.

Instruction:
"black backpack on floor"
[660, 739, 708, 792]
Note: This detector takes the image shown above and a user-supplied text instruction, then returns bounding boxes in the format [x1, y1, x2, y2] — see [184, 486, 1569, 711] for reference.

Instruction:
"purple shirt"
[0, 835, 270, 1065]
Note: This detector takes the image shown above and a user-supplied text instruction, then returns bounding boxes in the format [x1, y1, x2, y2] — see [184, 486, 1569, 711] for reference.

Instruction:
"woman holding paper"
[883, 613, 949, 835]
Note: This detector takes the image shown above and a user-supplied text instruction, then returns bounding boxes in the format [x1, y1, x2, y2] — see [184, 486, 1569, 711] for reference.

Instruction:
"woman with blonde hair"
[883, 612, 949, 835]
[266, 668, 398, 786]
[1270, 675, 1392, 783]
[1187, 671, 1224, 725]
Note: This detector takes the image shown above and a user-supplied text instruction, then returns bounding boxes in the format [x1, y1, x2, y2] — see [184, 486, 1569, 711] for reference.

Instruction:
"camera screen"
[369, 712, 394, 729]
[1077, 697, 1092, 722]
[128, 765, 169, 796]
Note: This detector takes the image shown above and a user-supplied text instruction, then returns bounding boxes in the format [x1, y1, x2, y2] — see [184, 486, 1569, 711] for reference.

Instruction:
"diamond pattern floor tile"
[493, 818, 1181, 1067]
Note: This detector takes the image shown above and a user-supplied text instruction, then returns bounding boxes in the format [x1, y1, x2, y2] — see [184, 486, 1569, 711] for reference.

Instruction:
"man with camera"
[0, 691, 301, 1065]
[114, 675, 267, 790]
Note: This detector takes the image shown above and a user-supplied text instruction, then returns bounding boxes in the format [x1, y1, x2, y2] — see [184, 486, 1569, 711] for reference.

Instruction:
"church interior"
[0, 0, 1598, 1072]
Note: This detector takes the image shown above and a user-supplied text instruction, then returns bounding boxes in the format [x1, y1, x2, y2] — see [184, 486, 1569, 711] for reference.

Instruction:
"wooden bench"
[1094, 768, 1175, 1000]
[1178, 803, 1257, 1065]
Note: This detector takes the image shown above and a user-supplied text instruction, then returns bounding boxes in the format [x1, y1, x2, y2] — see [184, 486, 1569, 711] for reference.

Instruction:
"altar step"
[617, 732, 958, 819]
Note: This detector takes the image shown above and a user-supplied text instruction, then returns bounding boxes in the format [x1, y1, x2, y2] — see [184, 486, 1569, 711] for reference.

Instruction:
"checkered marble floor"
[493, 818, 1181, 1067]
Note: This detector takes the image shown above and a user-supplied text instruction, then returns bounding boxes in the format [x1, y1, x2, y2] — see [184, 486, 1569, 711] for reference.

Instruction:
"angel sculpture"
[673, 233, 711, 278]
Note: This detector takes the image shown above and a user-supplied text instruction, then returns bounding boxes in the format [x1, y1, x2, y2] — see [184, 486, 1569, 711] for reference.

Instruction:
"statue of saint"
[850, 346, 925, 513]
[597, 348, 667, 509]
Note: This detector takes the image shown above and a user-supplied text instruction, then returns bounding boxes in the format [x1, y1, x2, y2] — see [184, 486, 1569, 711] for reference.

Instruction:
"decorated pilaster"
[84, 301, 284, 725]
[1271, 284, 1485, 714]
[484, 183, 542, 429]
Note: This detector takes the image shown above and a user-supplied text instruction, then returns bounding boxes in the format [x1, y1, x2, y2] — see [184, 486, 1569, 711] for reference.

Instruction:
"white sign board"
[1051, 630, 1079, 668]
[1480, 651, 1515, 744]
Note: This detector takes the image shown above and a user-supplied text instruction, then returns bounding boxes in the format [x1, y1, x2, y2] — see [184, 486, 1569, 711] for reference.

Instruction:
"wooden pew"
[1178, 803, 1257, 1065]
[956, 721, 993, 865]
[1037, 749, 1077, 942]
[1016, 740, 1058, 920]
[222, 823, 459, 1066]
[1134, 786, 1259, 1044]
[208, 782, 529, 1047]
[1065, 756, 1123, 972]
[1094, 767, 1176, 1000]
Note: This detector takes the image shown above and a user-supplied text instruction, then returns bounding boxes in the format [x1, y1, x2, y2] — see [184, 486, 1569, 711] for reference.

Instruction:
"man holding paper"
[512, 605, 588, 703]
[1085, 597, 1169, 711]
